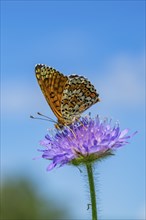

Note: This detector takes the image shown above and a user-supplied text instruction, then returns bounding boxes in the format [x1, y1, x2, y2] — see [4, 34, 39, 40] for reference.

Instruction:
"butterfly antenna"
[37, 112, 57, 123]
[30, 113, 57, 123]
[30, 115, 51, 122]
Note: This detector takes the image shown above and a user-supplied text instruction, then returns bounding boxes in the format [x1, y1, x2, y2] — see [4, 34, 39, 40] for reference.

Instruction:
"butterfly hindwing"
[61, 75, 100, 121]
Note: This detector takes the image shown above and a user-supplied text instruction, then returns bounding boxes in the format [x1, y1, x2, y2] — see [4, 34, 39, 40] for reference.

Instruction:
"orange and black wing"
[35, 64, 68, 124]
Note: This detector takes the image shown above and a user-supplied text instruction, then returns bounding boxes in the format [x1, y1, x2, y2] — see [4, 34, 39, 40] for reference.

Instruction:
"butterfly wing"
[35, 64, 68, 124]
[61, 75, 100, 122]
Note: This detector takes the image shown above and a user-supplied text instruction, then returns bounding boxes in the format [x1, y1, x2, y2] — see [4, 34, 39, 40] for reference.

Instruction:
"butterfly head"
[55, 122, 64, 130]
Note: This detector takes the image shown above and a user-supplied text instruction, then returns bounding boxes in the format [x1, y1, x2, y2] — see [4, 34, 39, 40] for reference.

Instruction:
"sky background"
[1, 1, 145, 219]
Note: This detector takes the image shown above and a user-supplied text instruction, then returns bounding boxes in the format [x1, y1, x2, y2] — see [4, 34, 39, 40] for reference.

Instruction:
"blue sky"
[1, 1, 145, 219]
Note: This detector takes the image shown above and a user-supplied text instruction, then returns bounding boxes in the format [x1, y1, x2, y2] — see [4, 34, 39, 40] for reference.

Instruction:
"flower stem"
[86, 163, 98, 220]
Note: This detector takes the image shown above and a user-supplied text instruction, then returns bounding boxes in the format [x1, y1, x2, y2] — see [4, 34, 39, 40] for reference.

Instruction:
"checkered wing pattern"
[61, 75, 100, 122]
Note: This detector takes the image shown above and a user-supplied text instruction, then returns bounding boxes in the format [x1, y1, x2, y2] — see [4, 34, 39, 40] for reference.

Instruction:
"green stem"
[86, 163, 98, 220]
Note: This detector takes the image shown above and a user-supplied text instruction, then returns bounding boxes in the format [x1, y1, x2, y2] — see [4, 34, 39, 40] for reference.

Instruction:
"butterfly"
[35, 64, 100, 128]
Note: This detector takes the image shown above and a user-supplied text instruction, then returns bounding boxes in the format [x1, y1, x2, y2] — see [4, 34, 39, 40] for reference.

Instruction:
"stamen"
[66, 125, 76, 139]
[76, 117, 87, 130]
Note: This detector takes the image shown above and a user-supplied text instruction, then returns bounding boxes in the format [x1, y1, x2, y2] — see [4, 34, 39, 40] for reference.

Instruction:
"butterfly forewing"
[35, 64, 68, 124]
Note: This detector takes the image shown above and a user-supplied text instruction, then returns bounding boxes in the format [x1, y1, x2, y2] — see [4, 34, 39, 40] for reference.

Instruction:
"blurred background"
[1, 1, 145, 220]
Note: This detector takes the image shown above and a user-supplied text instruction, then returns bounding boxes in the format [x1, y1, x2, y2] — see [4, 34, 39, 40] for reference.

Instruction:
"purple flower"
[39, 115, 137, 171]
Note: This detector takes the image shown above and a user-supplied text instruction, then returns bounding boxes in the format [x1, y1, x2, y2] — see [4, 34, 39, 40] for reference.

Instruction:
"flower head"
[39, 114, 136, 171]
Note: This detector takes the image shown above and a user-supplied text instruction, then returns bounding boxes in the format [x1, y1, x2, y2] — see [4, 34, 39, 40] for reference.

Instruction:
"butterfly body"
[35, 64, 100, 128]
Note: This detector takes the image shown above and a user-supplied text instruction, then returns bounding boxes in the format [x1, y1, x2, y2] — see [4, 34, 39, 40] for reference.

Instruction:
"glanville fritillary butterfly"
[35, 64, 100, 128]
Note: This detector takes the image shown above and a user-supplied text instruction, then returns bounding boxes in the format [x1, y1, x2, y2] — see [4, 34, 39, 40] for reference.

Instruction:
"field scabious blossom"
[39, 114, 135, 171]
